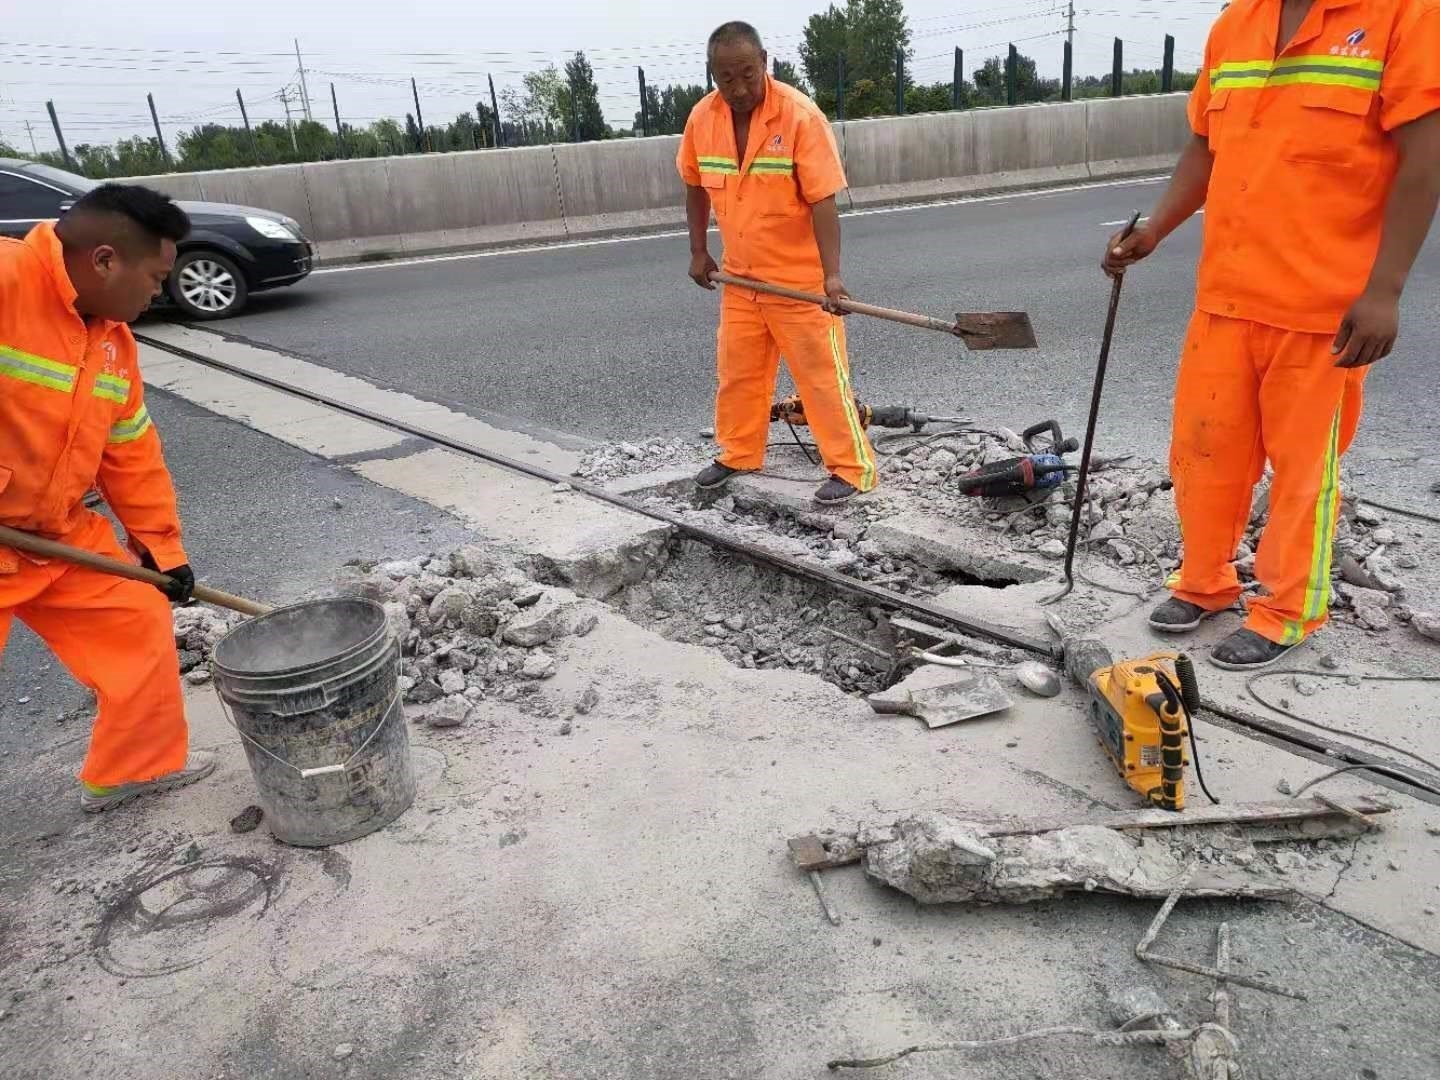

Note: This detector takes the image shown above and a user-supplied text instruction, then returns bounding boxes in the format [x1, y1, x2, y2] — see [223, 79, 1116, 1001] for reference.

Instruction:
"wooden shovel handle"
[709, 271, 961, 335]
[0, 524, 272, 617]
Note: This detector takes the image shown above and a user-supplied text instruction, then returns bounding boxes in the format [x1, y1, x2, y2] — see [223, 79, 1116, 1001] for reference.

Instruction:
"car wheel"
[170, 250, 248, 319]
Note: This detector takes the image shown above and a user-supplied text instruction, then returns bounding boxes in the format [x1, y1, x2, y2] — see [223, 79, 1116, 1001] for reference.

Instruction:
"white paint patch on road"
[311, 176, 1167, 277]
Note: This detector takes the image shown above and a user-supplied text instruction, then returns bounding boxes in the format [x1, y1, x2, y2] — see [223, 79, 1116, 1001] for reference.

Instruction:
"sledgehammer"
[708, 271, 1038, 350]
[0, 524, 272, 617]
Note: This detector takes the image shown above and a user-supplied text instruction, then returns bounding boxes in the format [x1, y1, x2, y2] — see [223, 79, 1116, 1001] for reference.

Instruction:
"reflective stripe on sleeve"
[108, 403, 154, 445]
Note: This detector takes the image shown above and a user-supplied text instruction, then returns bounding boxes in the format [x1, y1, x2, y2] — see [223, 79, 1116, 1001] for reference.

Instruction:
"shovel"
[0, 523, 271, 617]
[709, 271, 1038, 351]
[870, 672, 1014, 728]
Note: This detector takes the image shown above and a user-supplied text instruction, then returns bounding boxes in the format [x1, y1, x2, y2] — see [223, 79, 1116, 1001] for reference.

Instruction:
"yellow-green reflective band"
[748, 156, 795, 175]
[93, 374, 131, 404]
[0, 344, 78, 393]
[829, 323, 875, 492]
[1300, 408, 1343, 628]
[1211, 54, 1383, 90]
[1268, 72, 1380, 89]
[108, 404, 153, 445]
[698, 156, 739, 174]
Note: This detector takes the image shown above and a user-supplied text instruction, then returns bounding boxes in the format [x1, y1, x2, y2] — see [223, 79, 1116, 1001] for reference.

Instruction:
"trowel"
[869, 671, 1013, 728]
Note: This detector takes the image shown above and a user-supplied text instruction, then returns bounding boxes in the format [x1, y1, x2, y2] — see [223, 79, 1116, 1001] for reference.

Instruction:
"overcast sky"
[1, 1, 1223, 155]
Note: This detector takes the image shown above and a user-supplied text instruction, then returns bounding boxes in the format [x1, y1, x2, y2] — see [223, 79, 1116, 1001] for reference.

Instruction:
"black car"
[0, 158, 312, 319]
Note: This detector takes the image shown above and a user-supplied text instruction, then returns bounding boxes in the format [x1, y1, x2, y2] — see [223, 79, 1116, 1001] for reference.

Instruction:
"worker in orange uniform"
[0, 184, 215, 811]
[679, 20, 877, 505]
[1106, 0, 1440, 670]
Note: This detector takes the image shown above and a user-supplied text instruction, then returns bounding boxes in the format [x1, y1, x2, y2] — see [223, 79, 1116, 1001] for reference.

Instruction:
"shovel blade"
[955, 311, 1038, 351]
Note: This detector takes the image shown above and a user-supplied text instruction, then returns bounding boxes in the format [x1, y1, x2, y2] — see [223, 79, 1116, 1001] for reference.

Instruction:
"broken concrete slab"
[862, 812, 1292, 905]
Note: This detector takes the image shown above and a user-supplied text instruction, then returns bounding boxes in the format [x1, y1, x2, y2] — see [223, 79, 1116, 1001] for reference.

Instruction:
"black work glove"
[140, 552, 196, 605]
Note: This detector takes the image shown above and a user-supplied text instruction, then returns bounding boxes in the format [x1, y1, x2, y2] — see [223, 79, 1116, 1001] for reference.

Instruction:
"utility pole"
[952, 47, 964, 110]
[1066, 1, 1076, 50]
[46, 101, 73, 170]
[895, 46, 905, 115]
[294, 39, 313, 121]
[411, 77, 429, 151]
[488, 75, 503, 148]
[638, 66, 649, 137]
[331, 82, 346, 158]
[836, 53, 846, 121]
[236, 88, 260, 164]
[25, 119, 38, 156]
[147, 92, 171, 167]
[279, 87, 299, 152]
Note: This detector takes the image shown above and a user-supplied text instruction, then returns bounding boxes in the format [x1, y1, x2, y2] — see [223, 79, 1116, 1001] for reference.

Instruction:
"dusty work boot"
[1209, 629, 1297, 672]
[1148, 597, 1221, 634]
[694, 461, 749, 491]
[814, 476, 861, 506]
[80, 751, 217, 814]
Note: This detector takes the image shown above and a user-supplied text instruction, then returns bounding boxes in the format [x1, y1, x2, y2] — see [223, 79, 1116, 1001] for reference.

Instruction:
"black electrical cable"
[1247, 669, 1440, 776]
[1157, 667, 1220, 805]
[785, 418, 819, 467]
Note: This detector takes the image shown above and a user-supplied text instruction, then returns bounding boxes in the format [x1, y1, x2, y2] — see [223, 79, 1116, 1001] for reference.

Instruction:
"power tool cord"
[1290, 762, 1440, 799]
[1354, 498, 1440, 526]
[785, 418, 819, 466]
[1246, 669, 1440, 776]
[1156, 667, 1221, 805]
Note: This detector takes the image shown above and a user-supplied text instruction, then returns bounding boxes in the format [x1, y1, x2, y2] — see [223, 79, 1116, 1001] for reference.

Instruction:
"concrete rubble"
[332, 545, 593, 728]
[583, 431, 1439, 650]
[859, 809, 1362, 905]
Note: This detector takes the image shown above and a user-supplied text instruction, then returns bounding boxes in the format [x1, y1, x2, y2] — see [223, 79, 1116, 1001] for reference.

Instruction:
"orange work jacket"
[678, 77, 848, 293]
[0, 222, 185, 575]
[1190, 0, 1440, 333]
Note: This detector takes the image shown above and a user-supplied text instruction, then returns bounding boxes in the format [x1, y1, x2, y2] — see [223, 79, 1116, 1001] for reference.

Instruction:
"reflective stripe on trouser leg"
[1244, 331, 1360, 645]
[714, 291, 782, 472]
[765, 301, 876, 491]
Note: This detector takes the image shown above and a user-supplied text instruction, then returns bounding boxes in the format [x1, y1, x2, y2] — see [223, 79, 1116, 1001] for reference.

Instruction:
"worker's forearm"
[811, 196, 843, 279]
[685, 186, 712, 255]
[1148, 134, 1213, 241]
[1365, 121, 1440, 298]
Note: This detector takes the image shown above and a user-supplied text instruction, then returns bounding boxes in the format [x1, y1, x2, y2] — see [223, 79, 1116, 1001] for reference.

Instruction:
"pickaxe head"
[953, 312, 1039, 351]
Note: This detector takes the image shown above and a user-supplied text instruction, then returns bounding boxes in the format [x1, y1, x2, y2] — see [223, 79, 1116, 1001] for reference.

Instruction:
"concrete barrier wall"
[121, 94, 1189, 264]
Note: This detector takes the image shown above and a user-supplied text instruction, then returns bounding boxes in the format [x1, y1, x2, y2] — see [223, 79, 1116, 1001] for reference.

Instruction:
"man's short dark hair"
[708, 21, 764, 57]
[58, 183, 190, 252]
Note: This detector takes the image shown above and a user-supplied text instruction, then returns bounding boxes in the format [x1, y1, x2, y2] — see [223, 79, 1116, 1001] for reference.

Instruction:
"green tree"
[904, 82, 953, 114]
[801, 0, 912, 118]
[635, 82, 707, 136]
[772, 59, 806, 92]
[972, 51, 1055, 107]
[565, 52, 606, 141]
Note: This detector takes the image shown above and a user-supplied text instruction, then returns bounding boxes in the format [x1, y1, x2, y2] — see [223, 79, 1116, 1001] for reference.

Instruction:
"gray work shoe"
[695, 461, 749, 491]
[814, 476, 862, 506]
[1148, 597, 1220, 634]
[81, 751, 217, 814]
[1209, 629, 1298, 671]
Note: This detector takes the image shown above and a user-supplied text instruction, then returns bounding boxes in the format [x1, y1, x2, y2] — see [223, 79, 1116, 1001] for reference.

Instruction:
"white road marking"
[311, 175, 1167, 277]
[1100, 209, 1203, 226]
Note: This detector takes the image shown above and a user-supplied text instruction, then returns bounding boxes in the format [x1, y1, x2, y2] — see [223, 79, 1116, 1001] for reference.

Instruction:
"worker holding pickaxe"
[0, 184, 215, 811]
[1106, 0, 1440, 670]
[679, 20, 878, 506]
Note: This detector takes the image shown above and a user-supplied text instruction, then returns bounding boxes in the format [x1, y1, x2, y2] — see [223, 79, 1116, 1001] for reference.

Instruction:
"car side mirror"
[58, 200, 75, 214]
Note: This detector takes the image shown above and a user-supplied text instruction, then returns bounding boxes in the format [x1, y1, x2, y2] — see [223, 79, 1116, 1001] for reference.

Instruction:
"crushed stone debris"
[331, 545, 596, 731]
[579, 432, 1437, 647]
[229, 805, 264, 834]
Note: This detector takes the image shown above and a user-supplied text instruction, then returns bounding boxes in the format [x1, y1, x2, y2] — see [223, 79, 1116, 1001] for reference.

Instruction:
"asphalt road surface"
[210, 177, 1440, 499]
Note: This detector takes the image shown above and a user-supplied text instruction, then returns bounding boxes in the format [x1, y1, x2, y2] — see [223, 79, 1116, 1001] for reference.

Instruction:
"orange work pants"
[0, 513, 187, 787]
[1169, 312, 1366, 645]
[715, 289, 878, 492]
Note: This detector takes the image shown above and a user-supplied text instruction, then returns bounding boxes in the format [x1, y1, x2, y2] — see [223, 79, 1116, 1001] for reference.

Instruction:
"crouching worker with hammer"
[1, 184, 215, 811]
[679, 20, 878, 506]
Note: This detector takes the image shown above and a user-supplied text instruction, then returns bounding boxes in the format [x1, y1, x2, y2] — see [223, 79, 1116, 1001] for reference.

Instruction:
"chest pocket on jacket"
[1203, 89, 1234, 149]
[1282, 87, 1375, 168]
[700, 171, 728, 217]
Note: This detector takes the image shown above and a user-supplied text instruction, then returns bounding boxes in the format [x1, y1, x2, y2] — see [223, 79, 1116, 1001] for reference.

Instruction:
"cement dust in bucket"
[212, 597, 416, 847]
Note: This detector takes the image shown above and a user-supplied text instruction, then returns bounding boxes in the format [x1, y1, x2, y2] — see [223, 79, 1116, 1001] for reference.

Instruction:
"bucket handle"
[216, 690, 401, 780]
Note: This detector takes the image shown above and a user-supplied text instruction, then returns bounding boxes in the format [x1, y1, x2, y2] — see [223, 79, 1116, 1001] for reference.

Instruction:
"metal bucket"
[212, 598, 416, 847]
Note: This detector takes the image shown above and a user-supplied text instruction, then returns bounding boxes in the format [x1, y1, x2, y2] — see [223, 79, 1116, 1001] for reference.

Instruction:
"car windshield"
[20, 163, 97, 193]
